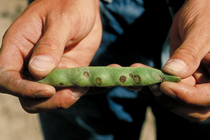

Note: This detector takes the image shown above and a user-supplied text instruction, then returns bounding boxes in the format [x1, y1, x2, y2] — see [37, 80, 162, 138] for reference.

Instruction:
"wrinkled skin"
[0, 0, 102, 113]
[1, 0, 210, 123]
[150, 0, 210, 122]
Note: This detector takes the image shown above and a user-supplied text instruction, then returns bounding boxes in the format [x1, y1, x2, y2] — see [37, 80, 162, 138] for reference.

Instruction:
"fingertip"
[130, 63, 149, 67]
[160, 82, 178, 99]
[29, 55, 55, 78]
[70, 87, 89, 99]
[19, 87, 86, 113]
[164, 41, 203, 78]
[107, 64, 121, 67]
[34, 84, 56, 98]
[149, 84, 162, 97]
[163, 59, 187, 77]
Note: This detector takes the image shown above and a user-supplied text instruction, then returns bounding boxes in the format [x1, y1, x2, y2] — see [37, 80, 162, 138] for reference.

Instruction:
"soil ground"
[0, 1, 156, 139]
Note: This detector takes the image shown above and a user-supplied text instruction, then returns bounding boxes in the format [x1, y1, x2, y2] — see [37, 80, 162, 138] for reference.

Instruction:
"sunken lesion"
[83, 71, 89, 77]
[119, 75, 127, 83]
[129, 73, 133, 78]
[59, 82, 64, 86]
[95, 77, 102, 85]
[134, 75, 141, 84]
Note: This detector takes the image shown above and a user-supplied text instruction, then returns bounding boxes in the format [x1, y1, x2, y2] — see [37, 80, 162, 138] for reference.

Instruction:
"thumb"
[163, 41, 207, 78]
[28, 20, 73, 78]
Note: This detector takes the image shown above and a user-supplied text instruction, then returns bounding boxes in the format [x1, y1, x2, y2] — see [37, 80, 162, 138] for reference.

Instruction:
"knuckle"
[178, 44, 199, 65]
[37, 37, 61, 50]
[56, 92, 75, 109]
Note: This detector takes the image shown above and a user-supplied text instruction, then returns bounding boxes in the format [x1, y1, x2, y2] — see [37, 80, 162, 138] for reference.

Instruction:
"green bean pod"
[37, 67, 181, 87]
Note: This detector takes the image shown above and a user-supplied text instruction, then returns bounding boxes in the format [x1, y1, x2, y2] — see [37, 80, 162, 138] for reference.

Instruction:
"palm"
[58, 17, 102, 69]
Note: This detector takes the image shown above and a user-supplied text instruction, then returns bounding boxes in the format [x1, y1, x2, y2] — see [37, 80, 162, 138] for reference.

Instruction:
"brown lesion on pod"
[95, 77, 102, 85]
[59, 82, 64, 86]
[134, 75, 141, 84]
[129, 73, 133, 78]
[119, 75, 126, 83]
[83, 71, 89, 77]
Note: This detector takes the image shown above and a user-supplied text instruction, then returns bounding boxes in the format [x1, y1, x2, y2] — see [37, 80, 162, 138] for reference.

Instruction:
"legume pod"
[38, 67, 181, 87]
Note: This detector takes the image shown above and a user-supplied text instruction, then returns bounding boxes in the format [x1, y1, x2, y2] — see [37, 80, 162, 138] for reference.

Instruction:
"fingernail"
[35, 91, 54, 98]
[149, 84, 162, 97]
[164, 59, 187, 74]
[30, 55, 53, 71]
[160, 86, 177, 99]
[71, 92, 82, 99]
[71, 88, 89, 99]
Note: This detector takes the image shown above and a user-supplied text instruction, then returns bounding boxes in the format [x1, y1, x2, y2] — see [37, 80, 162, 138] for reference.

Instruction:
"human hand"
[151, 0, 210, 121]
[0, 0, 102, 113]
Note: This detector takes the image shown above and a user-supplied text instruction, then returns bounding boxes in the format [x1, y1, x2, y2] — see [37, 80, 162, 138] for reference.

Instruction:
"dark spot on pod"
[129, 73, 133, 78]
[96, 77, 102, 85]
[59, 82, 64, 86]
[119, 75, 126, 83]
[134, 75, 141, 84]
[83, 71, 89, 77]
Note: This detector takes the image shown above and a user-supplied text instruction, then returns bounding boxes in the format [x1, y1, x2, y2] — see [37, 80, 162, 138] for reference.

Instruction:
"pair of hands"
[1, 0, 210, 121]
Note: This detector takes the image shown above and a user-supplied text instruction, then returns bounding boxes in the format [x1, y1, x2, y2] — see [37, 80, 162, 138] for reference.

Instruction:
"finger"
[0, 71, 55, 98]
[155, 94, 210, 122]
[19, 87, 88, 113]
[0, 9, 54, 98]
[28, 13, 77, 78]
[108, 64, 121, 67]
[149, 76, 196, 97]
[193, 63, 210, 84]
[160, 82, 210, 106]
[163, 22, 210, 78]
[149, 84, 162, 96]
[130, 63, 150, 67]
[0, 13, 42, 73]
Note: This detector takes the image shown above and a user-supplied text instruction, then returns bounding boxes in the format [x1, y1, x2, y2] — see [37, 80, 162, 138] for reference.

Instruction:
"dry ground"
[0, 0, 155, 140]
[0, 1, 43, 140]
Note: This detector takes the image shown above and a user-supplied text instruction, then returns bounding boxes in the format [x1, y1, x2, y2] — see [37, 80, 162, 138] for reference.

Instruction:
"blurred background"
[0, 0, 156, 140]
[0, 0, 43, 140]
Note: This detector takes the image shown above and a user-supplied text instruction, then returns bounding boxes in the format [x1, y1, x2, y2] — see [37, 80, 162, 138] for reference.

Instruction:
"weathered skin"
[37, 67, 181, 87]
